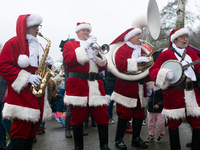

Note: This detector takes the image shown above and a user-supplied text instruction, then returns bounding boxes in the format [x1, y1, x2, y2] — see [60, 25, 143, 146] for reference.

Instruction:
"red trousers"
[168, 116, 200, 129]
[11, 119, 41, 139]
[116, 101, 145, 121]
[70, 104, 110, 126]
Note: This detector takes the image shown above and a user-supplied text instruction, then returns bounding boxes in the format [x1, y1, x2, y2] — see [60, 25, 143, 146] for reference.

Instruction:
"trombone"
[84, 35, 110, 54]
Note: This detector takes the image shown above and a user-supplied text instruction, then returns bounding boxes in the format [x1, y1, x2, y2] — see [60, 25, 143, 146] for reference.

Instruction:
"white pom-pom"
[18, 54, 30, 68]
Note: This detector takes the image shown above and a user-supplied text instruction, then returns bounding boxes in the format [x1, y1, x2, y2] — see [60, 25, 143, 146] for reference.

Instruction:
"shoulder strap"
[169, 47, 186, 61]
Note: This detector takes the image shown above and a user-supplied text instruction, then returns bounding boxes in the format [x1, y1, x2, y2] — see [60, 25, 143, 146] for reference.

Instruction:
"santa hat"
[26, 14, 43, 28]
[110, 28, 142, 45]
[75, 22, 92, 33]
[168, 28, 190, 48]
[16, 14, 42, 68]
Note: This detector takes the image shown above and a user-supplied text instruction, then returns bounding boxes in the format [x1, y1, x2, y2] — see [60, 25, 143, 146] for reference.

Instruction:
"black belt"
[170, 81, 197, 91]
[69, 72, 102, 81]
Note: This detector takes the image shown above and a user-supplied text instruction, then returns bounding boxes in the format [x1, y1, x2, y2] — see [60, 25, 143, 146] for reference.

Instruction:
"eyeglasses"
[31, 25, 42, 30]
[179, 35, 190, 39]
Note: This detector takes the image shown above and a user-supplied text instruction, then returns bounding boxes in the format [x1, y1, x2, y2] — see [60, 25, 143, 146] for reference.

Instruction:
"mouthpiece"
[37, 32, 43, 37]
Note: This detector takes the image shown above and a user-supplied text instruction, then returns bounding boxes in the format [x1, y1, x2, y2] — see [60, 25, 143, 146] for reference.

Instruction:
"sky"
[0, 0, 168, 63]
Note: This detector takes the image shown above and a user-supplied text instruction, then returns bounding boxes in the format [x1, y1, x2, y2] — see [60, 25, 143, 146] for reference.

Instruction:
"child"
[145, 84, 165, 142]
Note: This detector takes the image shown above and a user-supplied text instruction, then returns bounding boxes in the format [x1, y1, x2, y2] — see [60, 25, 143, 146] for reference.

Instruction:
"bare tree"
[176, 0, 186, 28]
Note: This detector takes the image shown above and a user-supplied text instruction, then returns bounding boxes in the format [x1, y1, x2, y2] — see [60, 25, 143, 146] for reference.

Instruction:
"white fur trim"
[75, 24, 92, 33]
[64, 95, 88, 107]
[89, 60, 98, 73]
[124, 28, 142, 41]
[156, 68, 171, 89]
[138, 84, 148, 107]
[127, 58, 138, 72]
[171, 28, 190, 42]
[42, 88, 52, 122]
[146, 81, 154, 90]
[111, 91, 137, 108]
[2, 103, 40, 123]
[88, 80, 110, 106]
[185, 88, 200, 117]
[93, 53, 107, 67]
[18, 54, 30, 68]
[89, 94, 110, 107]
[162, 108, 185, 119]
[75, 46, 90, 65]
[11, 70, 31, 94]
[26, 14, 43, 27]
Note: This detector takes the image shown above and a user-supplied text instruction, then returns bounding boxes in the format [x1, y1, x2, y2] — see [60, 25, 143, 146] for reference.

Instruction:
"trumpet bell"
[100, 44, 110, 54]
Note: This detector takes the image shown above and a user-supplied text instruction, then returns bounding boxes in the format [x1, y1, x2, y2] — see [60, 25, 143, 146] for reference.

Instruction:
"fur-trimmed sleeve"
[11, 69, 31, 94]
[127, 58, 138, 72]
[156, 68, 171, 90]
[75, 46, 90, 65]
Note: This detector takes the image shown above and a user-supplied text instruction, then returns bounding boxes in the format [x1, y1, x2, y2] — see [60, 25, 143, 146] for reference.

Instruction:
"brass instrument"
[31, 32, 55, 97]
[105, 0, 160, 81]
[84, 35, 110, 54]
[137, 39, 154, 72]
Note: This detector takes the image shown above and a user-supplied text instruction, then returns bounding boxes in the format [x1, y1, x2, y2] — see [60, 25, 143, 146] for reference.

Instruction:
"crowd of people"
[0, 13, 200, 150]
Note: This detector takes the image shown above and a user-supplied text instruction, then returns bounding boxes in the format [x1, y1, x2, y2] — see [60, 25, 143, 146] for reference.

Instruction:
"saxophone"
[31, 32, 55, 97]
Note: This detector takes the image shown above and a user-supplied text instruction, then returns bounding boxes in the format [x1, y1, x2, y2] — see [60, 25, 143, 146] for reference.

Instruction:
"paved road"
[32, 108, 192, 150]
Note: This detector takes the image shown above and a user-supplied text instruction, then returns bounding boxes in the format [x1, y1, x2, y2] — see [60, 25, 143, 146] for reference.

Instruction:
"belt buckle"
[185, 81, 193, 91]
[89, 72, 96, 81]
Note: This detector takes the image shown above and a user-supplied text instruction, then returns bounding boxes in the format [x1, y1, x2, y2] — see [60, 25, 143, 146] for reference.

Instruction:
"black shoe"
[132, 137, 148, 149]
[100, 144, 110, 150]
[186, 142, 192, 147]
[33, 137, 37, 143]
[115, 140, 127, 150]
[37, 127, 45, 135]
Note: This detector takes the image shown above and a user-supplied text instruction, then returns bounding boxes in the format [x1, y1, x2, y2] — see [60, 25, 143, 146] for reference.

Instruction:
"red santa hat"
[168, 28, 190, 48]
[110, 28, 142, 45]
[75, 22, 92, 33]
[16, 14, 42, 68]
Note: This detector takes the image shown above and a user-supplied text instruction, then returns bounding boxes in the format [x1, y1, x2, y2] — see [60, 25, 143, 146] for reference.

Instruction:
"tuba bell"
[105, 0, 160, 81]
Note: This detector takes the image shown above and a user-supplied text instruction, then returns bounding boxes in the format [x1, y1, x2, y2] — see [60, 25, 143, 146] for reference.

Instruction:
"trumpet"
[84, 35, 110, 54]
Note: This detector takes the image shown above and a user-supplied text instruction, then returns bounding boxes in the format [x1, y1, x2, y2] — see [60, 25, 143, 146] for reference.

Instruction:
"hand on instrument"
[85, 37, 97, 50]
[136, 57, 150, 63]
[28, 75, 42, 87]
[45, 56, 52, 65]
[166, 71, 174, 80]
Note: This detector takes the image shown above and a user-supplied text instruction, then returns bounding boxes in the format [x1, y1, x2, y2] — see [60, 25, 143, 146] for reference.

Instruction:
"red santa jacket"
[149, 48, 200, 119]
[62, 40, 110, 107]
[0, 15, 52, 123]
[111, 44, 153, 108]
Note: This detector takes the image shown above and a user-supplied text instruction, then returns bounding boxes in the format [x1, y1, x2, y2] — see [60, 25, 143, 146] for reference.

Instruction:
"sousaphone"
[105, 0, 160, 81]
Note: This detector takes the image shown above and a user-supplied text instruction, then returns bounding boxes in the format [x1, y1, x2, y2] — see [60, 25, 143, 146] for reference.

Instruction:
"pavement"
[32, 107, 192, 150]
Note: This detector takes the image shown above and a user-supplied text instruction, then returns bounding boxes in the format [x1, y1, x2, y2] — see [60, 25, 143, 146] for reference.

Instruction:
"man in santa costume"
[62, 22, 110, 150]
[149, 28, 200, 150]
[110, 28, 153, 149]
[0, 14, 52, 150]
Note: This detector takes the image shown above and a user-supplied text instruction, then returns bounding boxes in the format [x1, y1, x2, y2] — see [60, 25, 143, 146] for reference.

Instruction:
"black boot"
[168, 127, 181, 150]
[131, 118, 148, 149]
[11, 138, 25, 150]
[24, 138, 33, 150]
[72, 124, 84, 150]
[115, 118, 128, 150]
[191, 129, 200, 150]
[97, 124, 110, 150]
